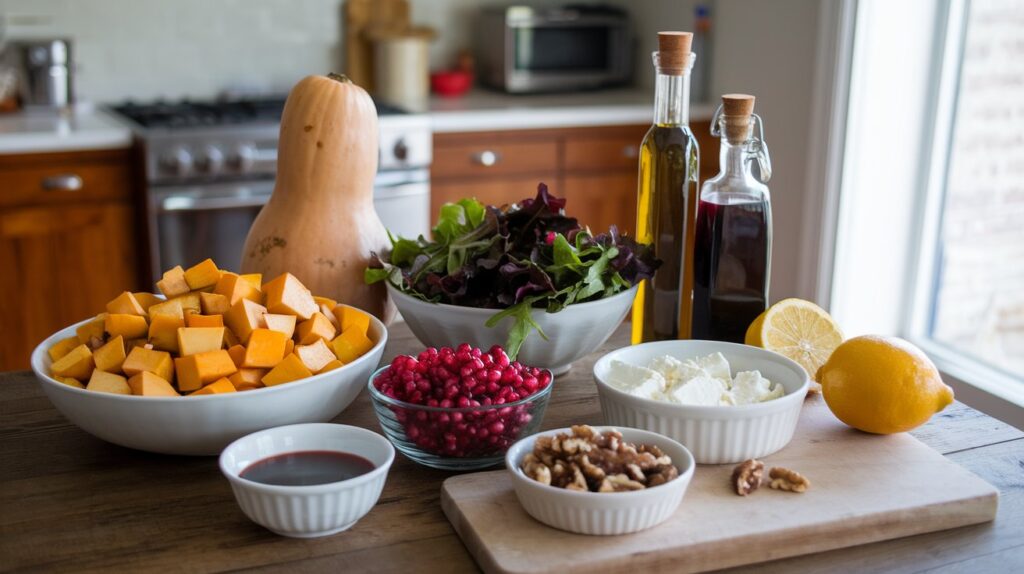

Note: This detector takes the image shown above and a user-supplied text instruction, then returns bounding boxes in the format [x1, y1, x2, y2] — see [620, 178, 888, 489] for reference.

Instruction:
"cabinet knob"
[471, 150, 501, 167]
[41, 174, 83, 192]
[622, 145, 639, 159]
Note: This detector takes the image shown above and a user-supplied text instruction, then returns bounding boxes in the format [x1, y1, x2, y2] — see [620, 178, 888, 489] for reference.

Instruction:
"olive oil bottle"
[632, 32, 700, 343]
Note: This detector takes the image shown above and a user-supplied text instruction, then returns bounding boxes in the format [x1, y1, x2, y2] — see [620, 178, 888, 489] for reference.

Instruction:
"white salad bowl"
[505, 426, 695, 535]
[220, 423, 395, 538]
[29, 310, 388, 456]
[388, 283, 637, 375]
[593, 340, 810, 464]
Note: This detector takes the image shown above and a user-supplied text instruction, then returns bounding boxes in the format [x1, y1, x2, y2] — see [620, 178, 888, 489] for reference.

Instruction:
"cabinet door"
[563, 172, 637, 237]
[0, 203, 138, 370]
[430, 174, 561, 221]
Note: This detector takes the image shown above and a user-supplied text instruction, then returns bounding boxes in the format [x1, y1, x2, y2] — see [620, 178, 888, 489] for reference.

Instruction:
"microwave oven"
[477, 5, 632, 93]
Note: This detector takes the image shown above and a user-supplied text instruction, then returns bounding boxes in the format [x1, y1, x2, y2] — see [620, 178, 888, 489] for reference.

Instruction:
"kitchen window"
[827, 0, 1024, 424]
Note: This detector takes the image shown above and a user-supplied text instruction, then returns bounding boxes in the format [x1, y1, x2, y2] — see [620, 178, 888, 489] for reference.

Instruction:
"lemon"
[750, 299, 843, 382]
[819, 336, 954, 434]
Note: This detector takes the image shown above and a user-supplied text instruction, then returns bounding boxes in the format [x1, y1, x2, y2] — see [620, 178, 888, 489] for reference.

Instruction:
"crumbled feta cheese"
[664, 375, 729, 406]
[611, 353, 784, 406]
[606, 360, 666, 400]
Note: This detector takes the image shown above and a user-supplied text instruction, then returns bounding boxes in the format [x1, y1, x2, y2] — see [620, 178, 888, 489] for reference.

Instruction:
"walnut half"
[768, 467, 810, 493]
[731, 459, 764, 496]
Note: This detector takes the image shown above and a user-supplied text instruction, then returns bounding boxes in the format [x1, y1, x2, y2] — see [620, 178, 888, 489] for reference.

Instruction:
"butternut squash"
[240, 73, 394, 322]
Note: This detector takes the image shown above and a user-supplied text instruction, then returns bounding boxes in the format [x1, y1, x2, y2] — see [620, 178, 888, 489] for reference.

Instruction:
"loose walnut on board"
[520, 425, 679, 493]
[731, 459, 765, 496]
[768, 467, 810, 493]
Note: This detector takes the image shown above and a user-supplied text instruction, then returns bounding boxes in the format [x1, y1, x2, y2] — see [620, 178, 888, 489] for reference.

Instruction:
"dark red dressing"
[240, 450, 375, 486]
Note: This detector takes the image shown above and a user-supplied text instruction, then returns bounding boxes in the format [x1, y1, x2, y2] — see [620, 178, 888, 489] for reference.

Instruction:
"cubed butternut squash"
[200, 292, 231, 315]
[240, 273, 262, 291]
[171, 292, 201, 314]
[174, 350, 236, 391]
[227, 344, 247, 367]
[133, 292, 163, 312]
[332, 306, 371, 336]
[188, 377, 237, 396]
[296, 312, 337, 345]
[262, 313, 297, 338]
[94, 335, 127, 373]
[128, 371, 179, 397]
[51, 343, 95, 380]
[214, 271, 262, 306]
[105, 314, 149, 340]
[148, 298, 185, 320]
[148, 313, 184, 353]
[229, 368, 267, 390]
[317, 359, 344, 374]
[106, 291, 146, 316]
[224, 298, 267, 344]
[284, 338, 295, 356]
[261, 354, 312, 387]
[177, 327, 226, 356]
[262, 272, 318, 320]
[242, 329, 287, 368]
[224, 328, 240, 349]
[76, 314, 107, 344]
[48, 336, 81, 362]
[156, 266, 190, 298]
[294, 339, 337, 373]
[56, 376, 85, 389]
[331, 326, 374, 363]
[314, 296, 337, 310]
[87, 370, 131, 395]
[51, 344, 94, 380]
[184, 258, 221, 291]
[186, 313, 224, 328]
[122, 347, 174, 383]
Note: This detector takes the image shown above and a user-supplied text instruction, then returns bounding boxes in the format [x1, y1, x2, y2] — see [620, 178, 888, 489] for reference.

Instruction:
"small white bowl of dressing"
[219, 423, 395, 538]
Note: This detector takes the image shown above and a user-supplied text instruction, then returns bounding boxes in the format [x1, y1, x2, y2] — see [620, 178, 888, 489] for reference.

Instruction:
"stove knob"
[196, 145, 225, 174]
[160, 147, 193, 176]
[393, 138, 409, 162]
[231, 144, 257, 172]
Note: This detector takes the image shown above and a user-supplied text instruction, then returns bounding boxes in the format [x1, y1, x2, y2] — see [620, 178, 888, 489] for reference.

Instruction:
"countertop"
[429, 88, 717, 132]
[0, 89, 715, 155]
[2, 322, 1022, 572]
[0, 105, 133, 155]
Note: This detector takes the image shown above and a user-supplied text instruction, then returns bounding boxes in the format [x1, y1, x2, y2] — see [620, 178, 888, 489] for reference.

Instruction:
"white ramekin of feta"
[593, 341, 810, 464]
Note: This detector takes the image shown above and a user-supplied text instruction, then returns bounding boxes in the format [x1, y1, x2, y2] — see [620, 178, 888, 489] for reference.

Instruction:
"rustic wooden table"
[2, 323, 1022, 573]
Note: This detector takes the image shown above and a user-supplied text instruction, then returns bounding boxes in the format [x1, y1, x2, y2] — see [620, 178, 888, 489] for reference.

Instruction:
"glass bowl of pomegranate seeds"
[368, 344, 553, 470]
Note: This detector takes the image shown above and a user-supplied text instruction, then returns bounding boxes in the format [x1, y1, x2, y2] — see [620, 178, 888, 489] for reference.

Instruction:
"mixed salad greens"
[365, 184, 661, 358]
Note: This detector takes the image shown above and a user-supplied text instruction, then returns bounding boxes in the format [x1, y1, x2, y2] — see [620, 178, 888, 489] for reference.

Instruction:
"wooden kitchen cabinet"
[0, 148, 141, 370]
[431, 121, 717, 237]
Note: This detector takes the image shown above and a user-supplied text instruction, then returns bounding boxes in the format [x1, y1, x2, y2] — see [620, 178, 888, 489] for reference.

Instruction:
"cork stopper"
[721, 93, 755, 143]
[657, 31, 693, 75]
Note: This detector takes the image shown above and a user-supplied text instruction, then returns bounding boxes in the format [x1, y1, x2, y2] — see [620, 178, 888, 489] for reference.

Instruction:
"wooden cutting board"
[441, 399, 998, 574]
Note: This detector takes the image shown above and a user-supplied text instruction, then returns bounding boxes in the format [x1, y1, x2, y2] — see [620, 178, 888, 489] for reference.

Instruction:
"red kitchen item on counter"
[431, 70, 472, 97]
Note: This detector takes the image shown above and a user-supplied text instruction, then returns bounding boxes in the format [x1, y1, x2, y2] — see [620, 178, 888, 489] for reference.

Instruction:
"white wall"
[709, 0, 822, 302]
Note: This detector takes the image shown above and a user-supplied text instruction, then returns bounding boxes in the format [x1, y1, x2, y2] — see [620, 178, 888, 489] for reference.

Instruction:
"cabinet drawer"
[0, 153, 133, 208]
[432, 140, 558, 180]
[565, 137, 643, 172]
[431, 174, 561, 218]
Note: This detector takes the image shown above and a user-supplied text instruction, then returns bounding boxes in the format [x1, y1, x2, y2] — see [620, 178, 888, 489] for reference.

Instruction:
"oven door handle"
[158, 194, 271, 212]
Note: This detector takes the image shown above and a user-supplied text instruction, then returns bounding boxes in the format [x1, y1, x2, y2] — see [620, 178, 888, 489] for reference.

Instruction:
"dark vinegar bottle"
[692, 94, 773, 343]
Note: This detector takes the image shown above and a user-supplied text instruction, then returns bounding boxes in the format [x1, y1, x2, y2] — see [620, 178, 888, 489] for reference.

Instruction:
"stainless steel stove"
[111, 96, 431, 282]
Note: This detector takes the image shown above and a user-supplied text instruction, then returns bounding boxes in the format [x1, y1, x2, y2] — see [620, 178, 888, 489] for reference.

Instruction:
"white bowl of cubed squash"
[30, 259, 388, 456]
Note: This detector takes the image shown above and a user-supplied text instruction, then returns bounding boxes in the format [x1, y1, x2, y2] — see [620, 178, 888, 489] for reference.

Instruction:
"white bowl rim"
[504, 425, 695, 499]
[366, 364, 554, 412]
[218, 422, 396, 494]
[593, 340, 810, 414]
[386, 281, 638, 316]
[30, 304, 388, 402]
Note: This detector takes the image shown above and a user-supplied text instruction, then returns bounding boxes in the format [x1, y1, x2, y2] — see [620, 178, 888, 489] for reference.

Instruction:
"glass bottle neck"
[654, 71, 690, 126]
[720, 138, 753, 178]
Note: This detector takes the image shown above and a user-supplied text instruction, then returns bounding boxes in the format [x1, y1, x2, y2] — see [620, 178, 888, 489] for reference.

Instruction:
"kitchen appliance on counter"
[476, 5, 631, 94]
[14, 39, 74, 108]
[110, 96, 431, 283]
